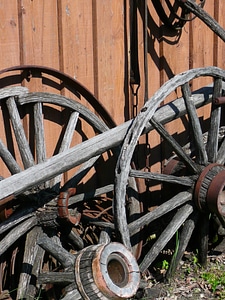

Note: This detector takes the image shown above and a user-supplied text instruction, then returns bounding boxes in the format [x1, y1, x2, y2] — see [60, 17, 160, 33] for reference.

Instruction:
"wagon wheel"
[0, 87, 121, 299]
[114, 66, 225, 277]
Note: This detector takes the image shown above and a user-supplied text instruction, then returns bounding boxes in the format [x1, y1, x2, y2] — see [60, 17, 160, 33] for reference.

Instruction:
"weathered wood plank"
[0, 76, 217, 201]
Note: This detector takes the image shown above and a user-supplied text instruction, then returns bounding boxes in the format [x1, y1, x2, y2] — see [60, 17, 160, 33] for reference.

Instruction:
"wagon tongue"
[194, 163, 225, 216]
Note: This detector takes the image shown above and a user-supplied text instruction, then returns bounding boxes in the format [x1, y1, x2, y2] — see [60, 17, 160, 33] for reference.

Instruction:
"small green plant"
[192, 253, 199, 265]
[162, 259, 169, 270]
[201, 270, 225, 293]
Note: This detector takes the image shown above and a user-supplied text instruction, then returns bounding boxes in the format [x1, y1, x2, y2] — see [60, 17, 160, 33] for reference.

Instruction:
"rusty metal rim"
[0, 65, 116, 128]
[194, 163, 219, 212]
[207, 170, 225, 216]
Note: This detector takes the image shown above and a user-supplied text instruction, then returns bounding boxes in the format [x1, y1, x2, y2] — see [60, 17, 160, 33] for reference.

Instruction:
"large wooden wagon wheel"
[0, 66, 134, 299]
[0, 67, 141, 299]
[0, 88, 115, 298]
[114, 66, 225, 276]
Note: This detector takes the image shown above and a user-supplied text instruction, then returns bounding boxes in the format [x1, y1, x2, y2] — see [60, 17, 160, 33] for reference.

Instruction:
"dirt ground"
[135, 239, 225, 300]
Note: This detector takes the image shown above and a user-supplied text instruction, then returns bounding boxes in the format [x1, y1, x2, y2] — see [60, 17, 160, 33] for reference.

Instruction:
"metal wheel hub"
[194, 163, 225, 216]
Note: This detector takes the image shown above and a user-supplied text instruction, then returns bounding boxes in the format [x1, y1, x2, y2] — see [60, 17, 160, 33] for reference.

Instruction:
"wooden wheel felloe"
[114, 66, 225, 275]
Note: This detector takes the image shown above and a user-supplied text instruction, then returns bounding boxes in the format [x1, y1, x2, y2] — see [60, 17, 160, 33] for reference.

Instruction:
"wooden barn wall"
[0, 0, 225, 177]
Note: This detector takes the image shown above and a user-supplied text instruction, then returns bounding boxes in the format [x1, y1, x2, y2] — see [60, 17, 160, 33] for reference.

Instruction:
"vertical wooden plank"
[0, 1, 20, 68]
[189, 0, 215, 127]
[158, 1, 190, 175]
[214, 0, 225, 69]
[19, 0, 59, 70]
[0, 1, 21, 178]
[57, 0, 95, 184]
[143, 0, 161, 175]
[58, 0, 94, 96]
[18, 0, 61, 162]
[189, 0, 214, 72]
[93, 0, 125, 125]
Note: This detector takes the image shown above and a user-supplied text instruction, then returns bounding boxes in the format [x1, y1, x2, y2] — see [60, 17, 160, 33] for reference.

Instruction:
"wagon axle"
[194, 164, 225, 216]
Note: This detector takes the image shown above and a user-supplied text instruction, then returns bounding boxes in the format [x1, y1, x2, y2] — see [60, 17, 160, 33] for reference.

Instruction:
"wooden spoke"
[139, 203, 194, 273]
[16, 227, 42, 300]
[150, 117, 200, 173]
[38, 233, 75, 269]
[129, 169, 194, 187]
[51, 111, 79, 186]
[198, 213, 210, 267]
[33, 102, 46, 164]
[206, 78, 222, 162]
[61, 156, 102, 191]
[0, 216, 37, 256]
[6, 97, 35, 169]
[128, 191, 192, 234]
[182, 83, 208, 165]
[0, 210, 35, 236]
[0, 139, 21, 174]
[166, 211, 199, 278]
[217, 137, 225, 164]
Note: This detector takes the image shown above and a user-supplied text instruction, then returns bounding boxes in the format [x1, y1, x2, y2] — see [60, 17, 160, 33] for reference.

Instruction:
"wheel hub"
[194, 163, 225, 216]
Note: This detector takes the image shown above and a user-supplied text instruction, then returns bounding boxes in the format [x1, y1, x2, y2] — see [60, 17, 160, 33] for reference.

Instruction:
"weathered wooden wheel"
[37, 237, 140, 300]
[114, 66, 225, 276]
[0, 68, 120, 299]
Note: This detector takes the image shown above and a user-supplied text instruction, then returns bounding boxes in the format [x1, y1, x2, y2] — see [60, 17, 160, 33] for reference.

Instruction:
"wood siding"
[0, 0, 224, 178]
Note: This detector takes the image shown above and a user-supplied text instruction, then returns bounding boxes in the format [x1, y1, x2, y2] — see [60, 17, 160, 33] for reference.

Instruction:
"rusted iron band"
[213, 97, 225, 105]
[207, 169, 225, 216]
[0, 207, 13, 222]
[57, 188, 81, 225]
[194, 163, 225, 216]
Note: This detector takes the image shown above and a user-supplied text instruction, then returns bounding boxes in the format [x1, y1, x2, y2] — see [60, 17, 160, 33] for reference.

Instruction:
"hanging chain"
[143, 0, 151, 190]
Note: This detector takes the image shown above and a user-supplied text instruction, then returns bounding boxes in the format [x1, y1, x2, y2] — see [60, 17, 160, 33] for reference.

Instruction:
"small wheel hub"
[194, 163, 225, 216]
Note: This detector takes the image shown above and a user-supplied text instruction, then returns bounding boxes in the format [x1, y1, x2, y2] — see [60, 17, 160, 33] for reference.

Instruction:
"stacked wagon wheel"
[1, 66, 225, 299]
[114, 66, 225, 277]
[0, 66, 141, 299]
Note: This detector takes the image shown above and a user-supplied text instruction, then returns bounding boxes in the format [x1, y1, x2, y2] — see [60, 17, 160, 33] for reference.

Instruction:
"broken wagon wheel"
[37, 235, 140, 300]
[114, 66, 225, 276]
[0, 88, 119, 299]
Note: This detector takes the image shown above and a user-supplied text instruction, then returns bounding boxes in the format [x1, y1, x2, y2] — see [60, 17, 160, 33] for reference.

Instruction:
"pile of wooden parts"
[0, 66, 225, 299]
